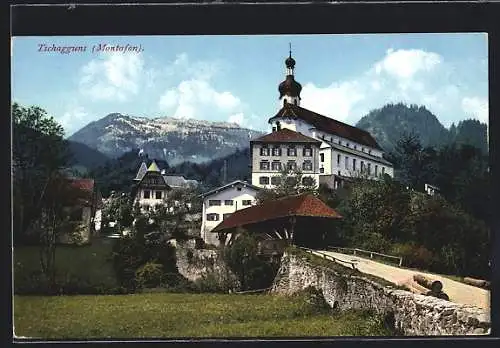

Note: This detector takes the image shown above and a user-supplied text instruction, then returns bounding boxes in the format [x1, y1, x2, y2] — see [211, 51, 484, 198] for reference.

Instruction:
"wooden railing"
[327, 246, 403, 267]
[298, 247, 358, 270]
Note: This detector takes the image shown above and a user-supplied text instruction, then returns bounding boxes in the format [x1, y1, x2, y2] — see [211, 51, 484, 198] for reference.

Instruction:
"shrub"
[391, 243, 436, 270]
[186, 250, 194, 264]
[194, 237, 205, 249]
[292, 286, 331, 316]
[134, 262, 164, 289]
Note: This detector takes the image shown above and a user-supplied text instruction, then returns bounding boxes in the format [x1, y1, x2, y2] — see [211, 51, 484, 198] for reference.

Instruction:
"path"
[313, 250, 490, 310]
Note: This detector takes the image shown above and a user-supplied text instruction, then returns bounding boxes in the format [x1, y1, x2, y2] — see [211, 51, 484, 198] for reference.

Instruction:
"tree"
[223, 229, 280, 291]
[390, 133, 438, 191]
[12, 102, 70, 244]
[36, 173, 89, 291]
[256, 168, 318, 204]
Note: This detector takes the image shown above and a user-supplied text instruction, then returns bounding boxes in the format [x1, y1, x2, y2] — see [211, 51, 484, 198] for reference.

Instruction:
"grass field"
[13, 238, 118, 291]
[14, 293, 392, 339]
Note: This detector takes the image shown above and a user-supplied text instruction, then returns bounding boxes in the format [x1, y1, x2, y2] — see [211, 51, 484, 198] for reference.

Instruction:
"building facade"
[250, 128, 321, 189]
[200, 180, 260, 246]
[133, 160, 171, 211]
[265, 50, 394, 188]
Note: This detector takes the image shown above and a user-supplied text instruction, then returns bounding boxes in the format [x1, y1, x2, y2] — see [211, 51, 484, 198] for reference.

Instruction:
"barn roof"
[212, 194, 342, 233]
[269, 103, 383, 150]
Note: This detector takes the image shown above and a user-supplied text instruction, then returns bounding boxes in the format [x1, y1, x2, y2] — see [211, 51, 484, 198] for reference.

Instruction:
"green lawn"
[14, 237, 118, 291]
[14, 293, 392, 339]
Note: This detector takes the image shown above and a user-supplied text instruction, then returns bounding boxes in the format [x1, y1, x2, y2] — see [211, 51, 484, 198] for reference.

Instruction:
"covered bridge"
[212, 194, 342, 252]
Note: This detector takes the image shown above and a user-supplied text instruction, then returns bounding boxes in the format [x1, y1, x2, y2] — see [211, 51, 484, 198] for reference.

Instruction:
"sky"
[11, 34, 488, 137]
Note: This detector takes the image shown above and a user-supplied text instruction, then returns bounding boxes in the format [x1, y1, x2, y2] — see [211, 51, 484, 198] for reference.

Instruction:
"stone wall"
[271, 252, 491, 336]
[175, 241, 239, 290]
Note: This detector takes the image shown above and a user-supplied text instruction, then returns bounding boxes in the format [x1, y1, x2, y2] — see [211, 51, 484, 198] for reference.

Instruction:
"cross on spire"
[289, 42, 292, 58]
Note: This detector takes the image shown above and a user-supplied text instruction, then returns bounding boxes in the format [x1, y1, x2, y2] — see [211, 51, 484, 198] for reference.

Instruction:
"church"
[251, 48, 394, 189]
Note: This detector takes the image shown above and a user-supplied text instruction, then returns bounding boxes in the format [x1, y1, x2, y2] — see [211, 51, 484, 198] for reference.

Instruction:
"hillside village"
[13, 50, 491, 338]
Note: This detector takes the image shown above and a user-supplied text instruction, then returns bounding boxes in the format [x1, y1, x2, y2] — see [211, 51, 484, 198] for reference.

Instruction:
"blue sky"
[11, 34, 488, 137]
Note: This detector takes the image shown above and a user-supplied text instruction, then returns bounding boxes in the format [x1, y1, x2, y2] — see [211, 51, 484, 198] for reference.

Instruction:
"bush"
[292, 286, 331, 316]
[391, 243, 436, 270]
[194, 237, 205, 249]
[134, 262, 164, 289]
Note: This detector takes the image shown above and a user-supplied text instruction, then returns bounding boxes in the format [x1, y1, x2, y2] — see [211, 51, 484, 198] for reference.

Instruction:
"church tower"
[278, 44, 302, 107]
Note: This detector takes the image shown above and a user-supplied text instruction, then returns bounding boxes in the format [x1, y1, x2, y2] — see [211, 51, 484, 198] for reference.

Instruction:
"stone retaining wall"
[271, 252, 490, 336]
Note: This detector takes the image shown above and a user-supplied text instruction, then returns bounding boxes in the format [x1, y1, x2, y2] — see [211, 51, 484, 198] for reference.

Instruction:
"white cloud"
[462, 97, 489, 123]
[228, 113, 245, 126]
[374, 48, 442, 80]
[301, 81, 365, 122]
[298, 48, 487, 128]
[158, 53, 244, 121]
[59, 101, 90, 136]
[79, 52, 145, 102]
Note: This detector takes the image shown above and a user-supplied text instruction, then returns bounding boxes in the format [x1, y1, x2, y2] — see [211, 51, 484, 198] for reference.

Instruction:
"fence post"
[370, 252, 373, 259]
[399, 258, 403, 267]
[353, 250, 356, 256]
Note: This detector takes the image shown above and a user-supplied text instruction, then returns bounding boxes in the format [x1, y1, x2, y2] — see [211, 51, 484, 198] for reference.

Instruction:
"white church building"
[255, 49, 394, 189]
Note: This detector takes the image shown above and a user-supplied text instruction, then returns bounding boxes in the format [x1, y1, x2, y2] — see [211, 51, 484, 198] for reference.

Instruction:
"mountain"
[91, 147, 250, 197]
[449, 119, 488, 155]
[356, 103, 451, 153]
[68, 113, 264, 165]
[67, 140, 110, 170]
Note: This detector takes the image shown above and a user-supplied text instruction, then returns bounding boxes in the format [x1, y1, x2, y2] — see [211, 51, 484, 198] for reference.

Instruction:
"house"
[161, 171, 199, 189]
[263, 50, 394, 189]
[424, 183, 440, 196]
[212, 193, 342, 253]
[60, 178, 103, 244]
[250, 128, 321, 189]
[132, 160, 171, 212]
[200, 180, 260, 246]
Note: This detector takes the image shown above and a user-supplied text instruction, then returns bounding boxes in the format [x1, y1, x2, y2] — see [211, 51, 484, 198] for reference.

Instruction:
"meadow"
[14, 293, 392, 339]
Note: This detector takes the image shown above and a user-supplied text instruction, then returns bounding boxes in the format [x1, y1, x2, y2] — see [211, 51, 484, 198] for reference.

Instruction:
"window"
[337, 154, 341, 165]
[208, 200, 221, 206]
[143, 204, 150, 211]
[223, 213, 232, 220]
[320, 167, 324, 173]
[354, 145, 357, 150]
[338, 170, 341, 175]
[382, 167, 385, 175]
[155, 191, 162, 199]
[367, 163, 371, 174]
[259, 176, 270, 185]
[320, 153, 324, 162]
[346, 142, 350, 148]
[260, 146, 269, 156]
[272, 146, 281, 156]
[271, 176, 281, 185]
[287, 161, 297, 170]
[287, 146, 297, 156]
[353, 158, 356, 170]
[302, 177, 314, 186]
[302, 160, 313, 171]
[242, 200, 252, 206]
[362, 147, 365, 152]
[303, 147, 312, 156]
[143, 190, 151, 199]
[345, 156, 349, 170]
[206, 213, 219, 221]
[271, 161, 282, 171]
[224, 200, 234, 206]
[260, 161, 270, 170]
[375, 165, 378, 176]
[369, 150, 372, 155]
[361, 161, 365, 171]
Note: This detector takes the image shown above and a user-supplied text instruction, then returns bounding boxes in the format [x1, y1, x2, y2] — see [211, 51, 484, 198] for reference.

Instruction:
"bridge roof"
[212, 193, 342, 233]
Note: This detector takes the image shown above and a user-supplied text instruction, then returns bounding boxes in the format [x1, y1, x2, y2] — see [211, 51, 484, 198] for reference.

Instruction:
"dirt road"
[315, 250, 490, 310]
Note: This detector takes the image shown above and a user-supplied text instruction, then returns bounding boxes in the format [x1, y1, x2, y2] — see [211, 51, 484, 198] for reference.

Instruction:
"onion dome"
[278, 75, 302, 99]
[285, 55, 296, 69]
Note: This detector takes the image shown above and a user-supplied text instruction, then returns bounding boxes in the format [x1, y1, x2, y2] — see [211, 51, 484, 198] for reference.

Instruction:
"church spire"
[278, 43, 302, 107]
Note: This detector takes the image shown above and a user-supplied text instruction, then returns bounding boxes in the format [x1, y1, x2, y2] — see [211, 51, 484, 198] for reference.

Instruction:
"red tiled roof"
[269, 103, 383, 150]
[212, 194, 342, 232]
[69, 178, 95, 192]
[251, 128, 321, 144]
